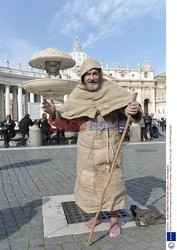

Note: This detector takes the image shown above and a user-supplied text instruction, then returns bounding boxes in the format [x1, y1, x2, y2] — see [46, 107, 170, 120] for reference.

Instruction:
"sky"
[0, 0, 165, 75]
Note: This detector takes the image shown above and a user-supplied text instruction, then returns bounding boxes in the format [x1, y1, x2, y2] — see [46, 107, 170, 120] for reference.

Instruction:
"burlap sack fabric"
[74, 112, 127, 213]
[56, 58, 141, 213]
[58, 80, 133, 120]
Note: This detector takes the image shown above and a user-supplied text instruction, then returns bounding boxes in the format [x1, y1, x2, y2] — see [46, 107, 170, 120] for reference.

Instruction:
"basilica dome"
[70, 36, 88, 67]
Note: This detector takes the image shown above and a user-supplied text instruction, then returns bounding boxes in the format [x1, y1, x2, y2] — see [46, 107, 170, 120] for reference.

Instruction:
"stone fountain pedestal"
[23, 47, 78, 147]
[129, 123, 141, 142]
[23, 47, 78, 101]
[28, 124, 42, 147]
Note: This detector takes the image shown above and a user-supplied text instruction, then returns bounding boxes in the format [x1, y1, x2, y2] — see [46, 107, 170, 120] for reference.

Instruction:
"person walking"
[139, 114, 148, 141]
[38, 113, 51, 145]
[148, 113, 155, 139]
[19, 114, 34, 145]
[42, 58, 142, 237]
[160, 118, 166, 132]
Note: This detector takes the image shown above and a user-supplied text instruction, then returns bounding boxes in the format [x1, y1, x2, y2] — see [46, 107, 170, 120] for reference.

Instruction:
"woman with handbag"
[1, 114, 16, 148]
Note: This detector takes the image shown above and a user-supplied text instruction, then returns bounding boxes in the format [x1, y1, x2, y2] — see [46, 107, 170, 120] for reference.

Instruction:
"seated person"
[48, 115, 65, 145]
[152, 119, 164, 138]
[1, 114, 16, 148]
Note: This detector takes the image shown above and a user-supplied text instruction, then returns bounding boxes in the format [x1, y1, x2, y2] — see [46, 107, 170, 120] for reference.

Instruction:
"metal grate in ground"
[61, 201, 131, 224]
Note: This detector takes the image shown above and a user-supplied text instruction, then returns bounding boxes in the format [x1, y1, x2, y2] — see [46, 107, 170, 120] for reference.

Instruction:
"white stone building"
[154, 72, 166, 119]
[0, 37, 166, 122]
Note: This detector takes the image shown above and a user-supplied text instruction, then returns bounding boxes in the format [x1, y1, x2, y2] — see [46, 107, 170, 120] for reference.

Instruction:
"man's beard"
[84, 81, 101, 91]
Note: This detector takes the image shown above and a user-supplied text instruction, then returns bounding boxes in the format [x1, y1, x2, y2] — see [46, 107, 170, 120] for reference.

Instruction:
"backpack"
[130, 204, 166, 226]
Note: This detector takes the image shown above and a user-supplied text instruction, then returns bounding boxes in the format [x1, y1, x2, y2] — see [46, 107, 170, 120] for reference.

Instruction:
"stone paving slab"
[42, 193, 147, 238]
[0, 139, 166, 250]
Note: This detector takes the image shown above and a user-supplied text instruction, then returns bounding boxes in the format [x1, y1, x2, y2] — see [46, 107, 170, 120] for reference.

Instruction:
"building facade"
[154, 72, 166, 118]
[0, 37, 166, 122]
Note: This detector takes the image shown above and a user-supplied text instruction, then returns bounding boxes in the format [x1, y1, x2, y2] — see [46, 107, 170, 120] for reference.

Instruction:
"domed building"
[60, 36, 88, 81]
[70, 36, 88, 67]
[0, 37, 166, 122]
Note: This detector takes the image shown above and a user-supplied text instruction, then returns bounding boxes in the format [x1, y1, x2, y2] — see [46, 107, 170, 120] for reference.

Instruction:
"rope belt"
[102, 124, 115, 171]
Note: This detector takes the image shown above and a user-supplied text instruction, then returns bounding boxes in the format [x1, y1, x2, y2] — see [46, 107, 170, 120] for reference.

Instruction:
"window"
[144, 72, 148, 78]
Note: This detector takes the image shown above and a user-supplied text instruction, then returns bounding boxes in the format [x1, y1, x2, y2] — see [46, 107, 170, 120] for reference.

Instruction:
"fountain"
[22, 47, 78, 101]
[22, 47, 79, 146]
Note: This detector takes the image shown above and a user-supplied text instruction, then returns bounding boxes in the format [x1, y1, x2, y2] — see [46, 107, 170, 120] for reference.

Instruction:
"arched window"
[144, 98, 150, 114]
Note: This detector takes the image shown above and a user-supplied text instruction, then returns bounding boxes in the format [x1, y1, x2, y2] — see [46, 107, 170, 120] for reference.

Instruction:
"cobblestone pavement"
[0, 136, 166, 250]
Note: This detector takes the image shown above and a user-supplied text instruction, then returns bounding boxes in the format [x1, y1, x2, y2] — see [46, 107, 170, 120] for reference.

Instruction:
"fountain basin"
[23, 78, 79, 98]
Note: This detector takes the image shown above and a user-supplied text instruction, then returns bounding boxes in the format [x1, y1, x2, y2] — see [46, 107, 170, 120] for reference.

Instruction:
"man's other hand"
[42, 98, 56, 115]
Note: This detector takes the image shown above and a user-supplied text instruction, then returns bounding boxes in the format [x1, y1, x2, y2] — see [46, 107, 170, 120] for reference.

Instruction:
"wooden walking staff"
[87, 92, 138, 246]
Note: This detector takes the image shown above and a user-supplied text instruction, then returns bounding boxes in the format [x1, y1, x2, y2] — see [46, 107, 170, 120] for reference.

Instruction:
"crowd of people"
[38, 112, 65, 145]
[0, 112, 165, 147]
[0, 110, 166, 148]
[0, 113, 166, 148]
[0, 112, 65, 147]
[139, 113, 166, 141]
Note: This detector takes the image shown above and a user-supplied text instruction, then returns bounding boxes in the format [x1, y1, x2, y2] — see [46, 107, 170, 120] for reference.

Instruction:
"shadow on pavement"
[125, 175, 165, 206]
[0, 198, 49, 241]
[0, 158, 52, 171]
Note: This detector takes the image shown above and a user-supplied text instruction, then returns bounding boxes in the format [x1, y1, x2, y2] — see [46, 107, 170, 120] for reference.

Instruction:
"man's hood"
[80, 58, 103, 80]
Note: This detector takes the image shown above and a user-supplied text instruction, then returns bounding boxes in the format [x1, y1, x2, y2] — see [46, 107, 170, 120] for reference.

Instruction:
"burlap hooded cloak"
[57, 58, 141, 213]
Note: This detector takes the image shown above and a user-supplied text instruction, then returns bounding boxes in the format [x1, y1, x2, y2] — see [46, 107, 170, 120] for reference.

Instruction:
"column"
[36, 94, 41, 103]
[39, 95, 44, 118]
[64, 94, 68, 102]
[40, 95, 43, 103]
[18, 86, 23, 121]
[5, 85, 10, 116]
[150, 87, 156, 114]
[0, 85, 5, 121]
[136, 86, 142, 105]
[25, 91, 29, 114]
[12, 87, 18, 121]
[30, 93, 35, 103]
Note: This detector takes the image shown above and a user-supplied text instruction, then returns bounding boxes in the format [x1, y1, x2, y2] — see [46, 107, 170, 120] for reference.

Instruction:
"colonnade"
[0, 84, 40, 122]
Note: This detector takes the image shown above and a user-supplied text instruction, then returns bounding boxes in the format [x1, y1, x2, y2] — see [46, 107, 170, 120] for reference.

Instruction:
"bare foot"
[109, 217, 121, 237]
[85, 215, 102, 229]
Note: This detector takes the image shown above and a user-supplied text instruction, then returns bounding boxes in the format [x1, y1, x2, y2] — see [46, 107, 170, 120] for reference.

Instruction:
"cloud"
[0, 37, 39, 70]
[48, 0, 165, 48]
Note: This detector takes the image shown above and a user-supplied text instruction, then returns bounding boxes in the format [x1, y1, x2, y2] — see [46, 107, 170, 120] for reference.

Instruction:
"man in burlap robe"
[43, 58, 142, 237]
